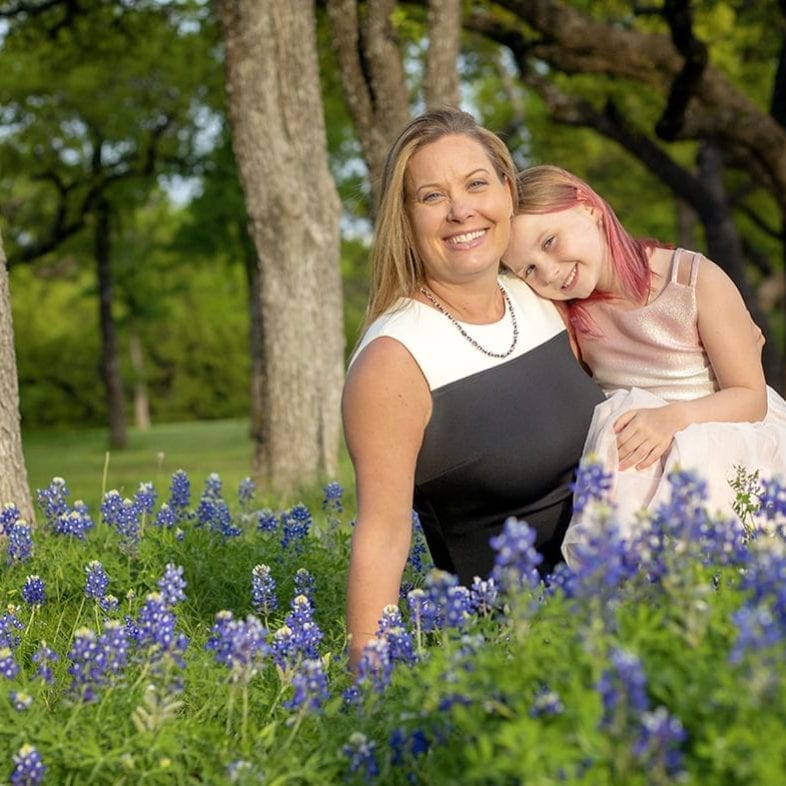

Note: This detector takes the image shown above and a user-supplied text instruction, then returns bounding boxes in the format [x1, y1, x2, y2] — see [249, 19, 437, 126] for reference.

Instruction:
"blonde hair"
[363, 108, 517, 331]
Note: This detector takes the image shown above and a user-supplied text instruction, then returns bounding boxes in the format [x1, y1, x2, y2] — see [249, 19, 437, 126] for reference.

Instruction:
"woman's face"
[505, 206, 612, 300]
[405, 134, 513, 287]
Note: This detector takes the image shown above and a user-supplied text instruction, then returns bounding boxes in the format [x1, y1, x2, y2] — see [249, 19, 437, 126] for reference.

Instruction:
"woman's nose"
[447, 198, 473, 222]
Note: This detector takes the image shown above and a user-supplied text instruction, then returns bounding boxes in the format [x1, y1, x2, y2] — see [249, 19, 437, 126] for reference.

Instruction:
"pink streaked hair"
[515, 165, 669, 333]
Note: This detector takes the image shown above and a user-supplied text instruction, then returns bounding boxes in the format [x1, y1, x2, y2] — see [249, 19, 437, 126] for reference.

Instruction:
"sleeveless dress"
[351, 274, 605, 585]
[562, 248, 786, 566]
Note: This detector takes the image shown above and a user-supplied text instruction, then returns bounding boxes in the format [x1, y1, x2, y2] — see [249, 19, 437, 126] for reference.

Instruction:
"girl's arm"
[615, 256, 767, 471]
[342, 337, 430, 669]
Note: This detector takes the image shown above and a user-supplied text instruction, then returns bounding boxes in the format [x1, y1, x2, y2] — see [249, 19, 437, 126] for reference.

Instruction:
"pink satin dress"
[562, 248, 786, 566]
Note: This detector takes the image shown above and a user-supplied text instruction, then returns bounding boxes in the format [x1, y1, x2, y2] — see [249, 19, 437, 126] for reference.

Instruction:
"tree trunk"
[128, 327, 150, 431]
[424, 0, 462, 109]
[242, 235, 265, 443]
[218, 0, 344, 493]
[0, 231, 34, 523]
[96, 197, 127, 450]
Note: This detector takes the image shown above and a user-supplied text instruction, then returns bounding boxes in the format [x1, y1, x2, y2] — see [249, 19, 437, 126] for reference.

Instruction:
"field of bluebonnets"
[1, 462, 786, 785]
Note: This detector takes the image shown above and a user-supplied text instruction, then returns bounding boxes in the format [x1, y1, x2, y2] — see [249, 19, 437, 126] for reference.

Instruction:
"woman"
[342, 110, 604, 666]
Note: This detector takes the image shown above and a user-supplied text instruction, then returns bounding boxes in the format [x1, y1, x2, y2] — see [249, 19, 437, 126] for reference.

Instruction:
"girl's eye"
[522, 264, 536, 278]
[543, 235, 555, 250]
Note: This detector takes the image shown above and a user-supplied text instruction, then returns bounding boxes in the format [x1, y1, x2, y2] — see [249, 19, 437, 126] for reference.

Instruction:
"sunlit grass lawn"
[22, 418, 355, 514]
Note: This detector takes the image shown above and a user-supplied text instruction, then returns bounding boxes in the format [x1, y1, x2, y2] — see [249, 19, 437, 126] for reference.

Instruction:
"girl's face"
[505, 205, 613, 300]
[405, 134, 514, 288]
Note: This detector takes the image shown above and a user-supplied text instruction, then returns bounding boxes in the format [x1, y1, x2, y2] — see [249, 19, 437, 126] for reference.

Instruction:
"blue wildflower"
[67, 627, 101, 701]
[53, 507, 94, 539]
[251, 564, 278, 618]
[389, 727, 429, 768]
[283, 657, 330, 712]
[257, 509, 278, 535]
[169, 469, 191, 514]
[205, 610, 268, 685]
[530, 686, 565, 718]
[271, 595, 323, 670]
[322, 481, 343, 513]
[376, 605, 416, 666]
[238, 477, 256, 511]
[356, 637, 393, 692]
[597, 648, 650, 729]
[280, 504, 312, 551]
[7, 522, 32, 564]
[405, 511, 432, 578]
[21, 575, 46, 607]
[758, 477, 786, 521]
[9, 690, 32, 711]
[294, 568, 315, 602]
[155, 502, 176, 529]
[134, 481, 157, 516]
[0, 611, 23, 649]
[469, 575, 499, 615]
[84, 561, 110, 602]
[490, 517, 543, 592]
[341, 732, 379, 782]
[157, 563, 187, 607]
[32, 641, 59, 684]
[0, 504, 21, 535]
[633, 706, 687, 777]
[36, 476, 70, 525]
[0, 647, 19, 680]
[10, 743, 46, 786]
[571, 458, 613, 514]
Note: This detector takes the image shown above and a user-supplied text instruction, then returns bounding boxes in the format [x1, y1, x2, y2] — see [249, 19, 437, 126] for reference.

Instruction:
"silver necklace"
[419, 283, 519, 358]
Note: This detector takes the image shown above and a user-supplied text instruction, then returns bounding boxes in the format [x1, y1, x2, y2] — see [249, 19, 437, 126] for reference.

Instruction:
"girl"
[506, 164, 786, 564]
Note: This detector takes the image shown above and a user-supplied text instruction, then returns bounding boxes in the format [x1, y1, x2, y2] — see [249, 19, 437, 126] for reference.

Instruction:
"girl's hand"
[613, 404, 686, 471]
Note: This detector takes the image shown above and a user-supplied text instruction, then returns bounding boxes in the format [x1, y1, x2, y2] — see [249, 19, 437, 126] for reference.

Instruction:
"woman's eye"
[421, 191, 443, 203]
[469, 179, 488, 189]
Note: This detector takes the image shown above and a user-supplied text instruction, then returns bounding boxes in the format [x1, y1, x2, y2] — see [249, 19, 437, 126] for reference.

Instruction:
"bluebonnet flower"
[322, 481, 343, 513]
[226, 760, 264, 783]
[9, 690, 32, 711]
[376, 605, 416, 666]
[490, 517, 543, 592]
[280, 504, 312, 551]
[0, 503, 21, 535]
[155, 502, 176, 529]
[633, 706, 687, 777]
[7, 522, 33, 564]
[271, 595, 323, 670]
[0, 647, 19, 680]
[0, 611, 23, 649]
[530, 686, 565, 718]
[406, 588, 440, 635]
[758, 477, 786, 521]
[10, 743, 46, 786]
[102, 492, 141, 546]
[134, 481, 157, 516]
[67, 627, 101, 701]
[596, 648, 650, 729]
[131, 592, 189, 664]
[356, 637, 393, 692]
[36, 476, 70, 524]
[205, 610, 268, 685]
[169, 469, 191, 514]
[251, 564, 278, 618]
[33, 641, 59, 684]
[203, 472, 223, 499]
[21, 575, 46, 607]
[257, 509, 278, 535]
[283, 657, 330, 712]
[53, 507, 94, 540]
[469, 576, 499, 615]
[238, 477, 256, 511]
[197, 495, 241, 538]
[158, 564, 187, 608]
[565, 521, 639, 597]
[341, 732, 379, 782]
[405, 511, 431, 577]
[96, 620, 130, 682]
[85, 561, 110, 602]
[389, 727, 429, 768]
[294, 568, 315, 602]
[571, 458, 613, 514]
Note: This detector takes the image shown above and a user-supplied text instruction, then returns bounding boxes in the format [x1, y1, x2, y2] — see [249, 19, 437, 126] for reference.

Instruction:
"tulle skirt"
[562, 386, 786, 567]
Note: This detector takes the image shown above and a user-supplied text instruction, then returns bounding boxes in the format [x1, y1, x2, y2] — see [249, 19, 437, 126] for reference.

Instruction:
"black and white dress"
[351, 273, 605, 585]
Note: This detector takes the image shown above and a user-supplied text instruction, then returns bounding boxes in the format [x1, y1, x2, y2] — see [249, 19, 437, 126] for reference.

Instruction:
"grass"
[21, 418, 355, 514]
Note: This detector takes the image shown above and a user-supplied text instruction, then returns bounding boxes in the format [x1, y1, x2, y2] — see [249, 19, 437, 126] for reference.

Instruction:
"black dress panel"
[414, 331, 605, 585]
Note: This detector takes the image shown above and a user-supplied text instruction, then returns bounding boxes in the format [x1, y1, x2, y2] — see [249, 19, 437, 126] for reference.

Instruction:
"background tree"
[217, 0, 345, 493]
[0, 230, 34, 523]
